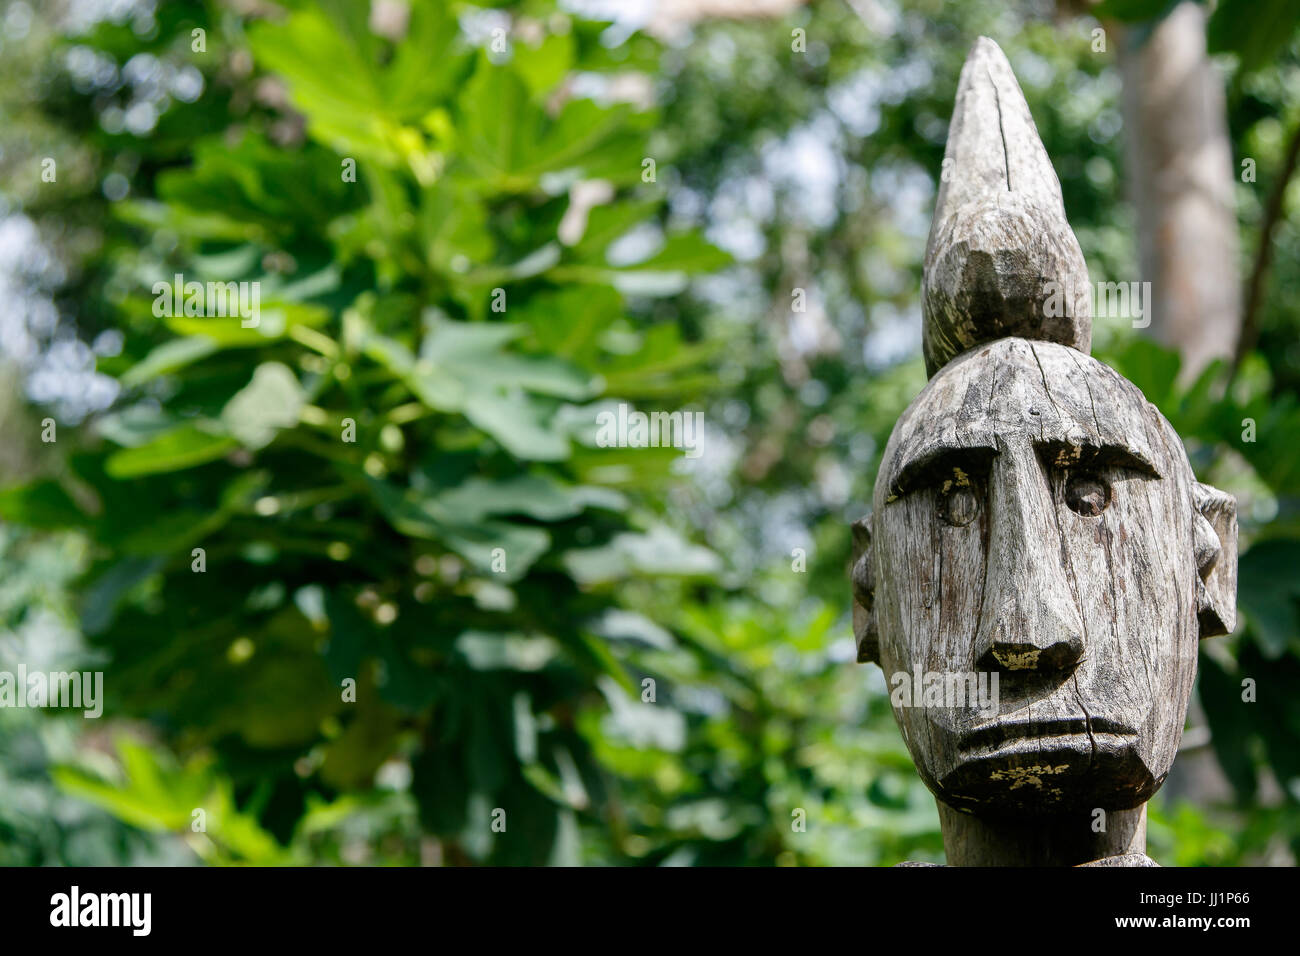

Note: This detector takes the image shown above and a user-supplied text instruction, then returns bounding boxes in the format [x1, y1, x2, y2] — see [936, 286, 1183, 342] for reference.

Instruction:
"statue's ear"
[1192, 482, 1238, 638]
[851, 515, 879, 664]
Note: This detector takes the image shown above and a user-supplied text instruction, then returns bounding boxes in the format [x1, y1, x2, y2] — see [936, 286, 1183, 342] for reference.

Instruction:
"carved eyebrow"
[1035, 439, 1161, 480]
[887, 443, 997, 501]
[886, 438, 1160, 502]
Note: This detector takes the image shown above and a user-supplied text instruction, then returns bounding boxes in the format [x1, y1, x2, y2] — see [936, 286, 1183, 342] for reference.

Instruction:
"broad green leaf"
[419, 180, 494, 274]
[442, 520, 552, 583]
[364, 477, 445, 539]
[1207, 0, 1300, 71]
[422, 318, 596, 398]
[382, 0, 465, 114]
[249, 9, 393, 161]
[95, 403, 178, 448]
[1238, 539, 1300, 657]
[364, 478, 551, 580]
[422, 320, 524, 360]
[221, 362, 305, 449]
[53, 738, 297, 864]
[460, 353, 596, 399]
[622, 232, 732, 274]
[80, 557, 165, 635]
[105, 424, 237, 478]
[563, 527, 721, 584]
[363, 332, 465, 410]
[321, 589, 371, 685]
[319, 700, 403, 789]
[0, 481, 84, 529]
[115, 199, 265, 243]
[189, 243, 261, 278]
[458, 61, 540, 186]
[457, 59, 642, 190]
[165, 302, 330, 347]
[570, 198, 661, 259]
[515, 31, 576, 98]
[534, 98, 643, 180]
[434, 474, 625, 522]
[463, 391, 570, 460]
[155, 134, 353, 239]
[115, 508, 229, 556]
[120, 336, 218, 387]
[522, 285, 625, 362]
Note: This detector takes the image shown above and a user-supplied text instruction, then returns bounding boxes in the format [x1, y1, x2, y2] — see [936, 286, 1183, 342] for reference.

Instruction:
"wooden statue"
[850, 37, 1239, 866]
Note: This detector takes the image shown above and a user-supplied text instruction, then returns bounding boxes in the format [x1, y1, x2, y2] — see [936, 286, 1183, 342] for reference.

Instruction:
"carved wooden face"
[853, 338, 1236, 817]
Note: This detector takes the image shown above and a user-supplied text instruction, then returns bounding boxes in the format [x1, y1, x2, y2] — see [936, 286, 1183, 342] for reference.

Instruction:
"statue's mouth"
[939, 717, 1152, 815]
[958, 716, 1137, 754]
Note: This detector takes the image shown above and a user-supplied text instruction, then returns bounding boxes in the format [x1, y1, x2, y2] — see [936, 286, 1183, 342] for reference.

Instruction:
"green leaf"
[115, 509, 229, 556]
[419, 180, 494, 274]
[424, 319, 595, 399]
[522, 285, 625, 363]
[440, 521, 551, 581]
[569, 198, 661, 260]
[249, 9, 393, 161]
[322, 589, 371, 685]
[382, 1, 465, 114]
[221, 362, 305, 449]
[624, 232, 732, 274]
[364, 478, 552, 581]
[53, 738, 297, 864]
[95, 402, 178, 448]
[154, 134, 353, 239]
[1090, 0, 1181, 23]
[165, 301, 330, 347]
[362, 332, 465, 411]
[80, 557, 165, 635]
[422, 320, 524, 359]
[0, 481, 84, 529]
[104, 424, 237, 478]
[120, 336, 218, 388]
[458, 61, 539, 186]
[434, 474, 625, 523]
[457, 58, 642, 190]
[1207, 0, 1300, 71]
[116, 199, 265, 243]
[1105, 337, 1179, 409]
[1238, 539, 1300, 657]
[514, 31, 576, 98]
[365, 318, 596, 435]
[563, 527, 721, 585]
[319, 700, 403, 789]
[464, 353, 596, 399]
[463, 391, 570, 460]
[411, 744, 470, 834]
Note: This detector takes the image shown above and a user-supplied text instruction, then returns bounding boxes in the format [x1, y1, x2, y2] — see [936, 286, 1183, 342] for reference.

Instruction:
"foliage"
[1, 0, 1298, 866]
[3, 0, 735, 865]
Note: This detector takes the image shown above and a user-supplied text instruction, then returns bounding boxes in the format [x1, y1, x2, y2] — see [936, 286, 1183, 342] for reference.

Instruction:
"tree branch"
[1233, 120, 1300, 374]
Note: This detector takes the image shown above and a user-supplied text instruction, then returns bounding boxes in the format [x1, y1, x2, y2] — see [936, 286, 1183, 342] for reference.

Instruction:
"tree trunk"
[1116, 1, 1239, 379]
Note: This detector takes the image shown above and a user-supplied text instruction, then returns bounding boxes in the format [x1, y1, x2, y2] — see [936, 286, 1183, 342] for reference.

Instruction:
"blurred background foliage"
[0, 0, 1297, 865]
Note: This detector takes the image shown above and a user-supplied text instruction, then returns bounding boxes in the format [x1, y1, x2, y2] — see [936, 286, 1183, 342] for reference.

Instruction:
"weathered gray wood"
[922, 37, 1091, 378]
[939, 803, 1152, 867]
[850, 36, 1238, 867]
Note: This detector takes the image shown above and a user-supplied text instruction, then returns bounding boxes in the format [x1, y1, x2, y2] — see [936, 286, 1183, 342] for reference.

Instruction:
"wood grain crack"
[987, 66, 1012, 192]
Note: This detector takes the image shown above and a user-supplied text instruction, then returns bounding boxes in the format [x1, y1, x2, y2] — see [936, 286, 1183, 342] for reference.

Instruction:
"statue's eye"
[939, 486, 980, 527]
[1064, 472, 1109, 516]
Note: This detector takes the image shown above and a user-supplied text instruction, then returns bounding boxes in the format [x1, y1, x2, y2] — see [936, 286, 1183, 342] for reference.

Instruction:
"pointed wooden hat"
[921, 37, 1091, 378]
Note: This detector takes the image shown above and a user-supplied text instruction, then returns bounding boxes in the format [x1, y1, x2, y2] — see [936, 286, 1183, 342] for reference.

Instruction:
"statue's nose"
[973, 448, 1085, 675]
